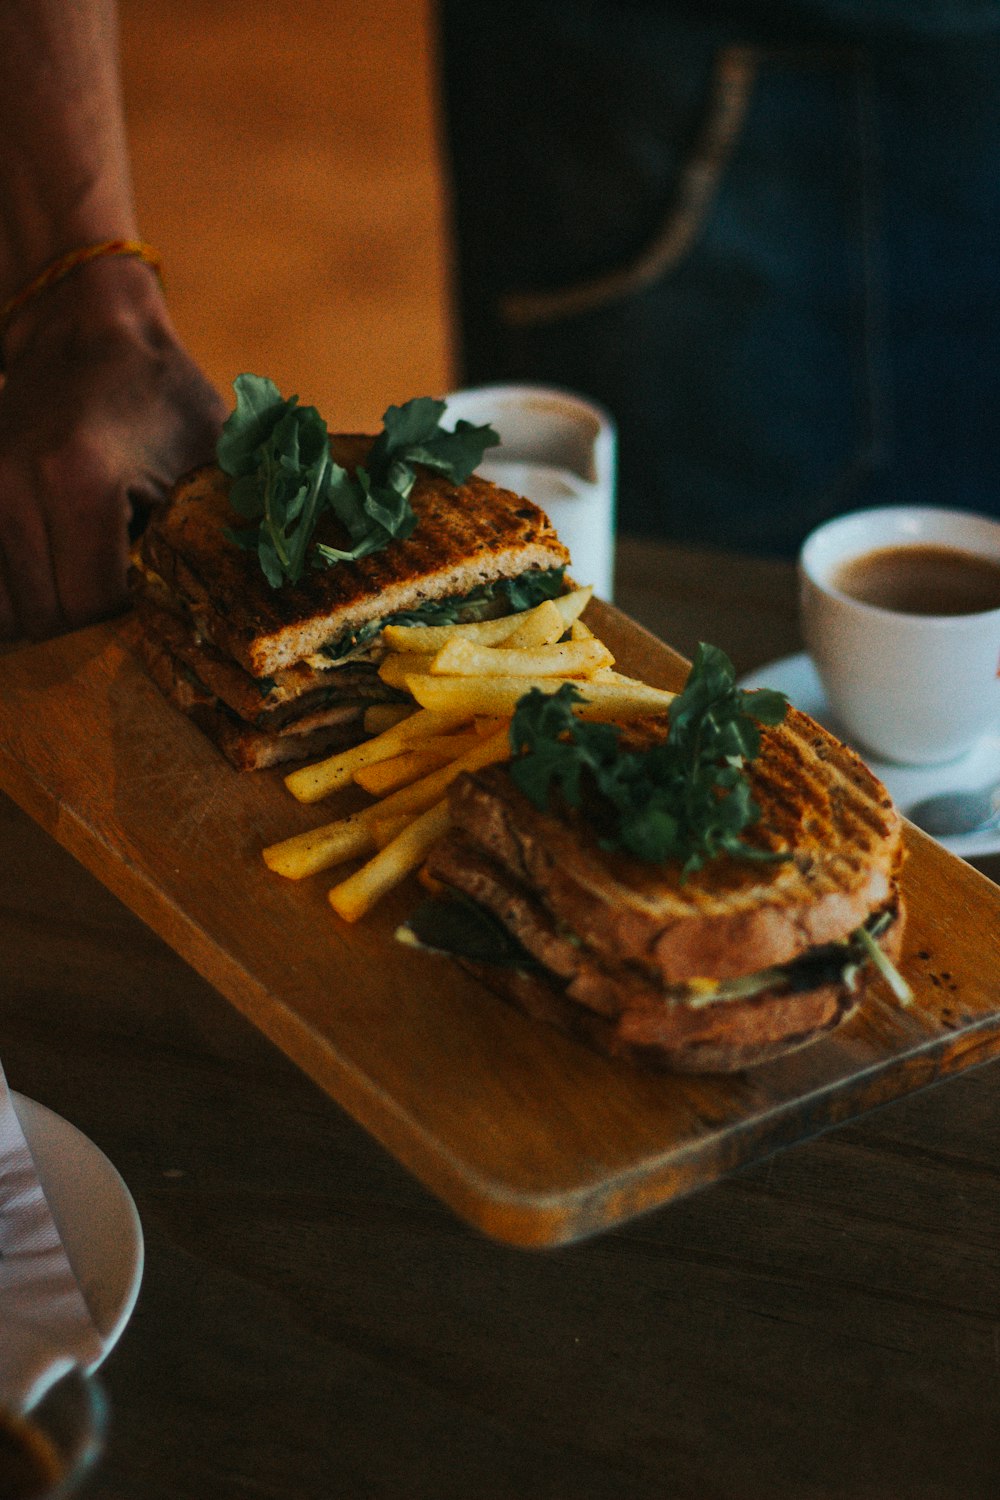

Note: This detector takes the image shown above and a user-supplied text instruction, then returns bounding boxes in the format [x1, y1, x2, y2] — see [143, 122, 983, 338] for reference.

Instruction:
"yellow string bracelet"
[0, 238, 163, 346]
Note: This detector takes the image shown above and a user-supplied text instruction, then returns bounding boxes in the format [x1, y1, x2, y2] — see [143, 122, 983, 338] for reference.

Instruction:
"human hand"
[0, 259, 226, 640]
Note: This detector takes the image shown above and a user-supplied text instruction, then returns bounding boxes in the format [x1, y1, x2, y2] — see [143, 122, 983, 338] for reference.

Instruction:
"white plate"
[739, 653, 1000, 860]
[10, 1093, 144, 1367]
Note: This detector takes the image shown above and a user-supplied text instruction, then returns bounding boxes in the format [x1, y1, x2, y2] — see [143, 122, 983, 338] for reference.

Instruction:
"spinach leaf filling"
[398, 897, 904, 1005]
[317, 568, 566, 662]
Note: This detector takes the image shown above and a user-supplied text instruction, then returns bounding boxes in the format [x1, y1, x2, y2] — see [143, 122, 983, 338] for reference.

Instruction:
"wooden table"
[3, 539, 999, 1500]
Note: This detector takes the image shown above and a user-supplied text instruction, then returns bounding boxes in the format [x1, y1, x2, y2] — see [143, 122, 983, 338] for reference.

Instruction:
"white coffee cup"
[444, 383, 617, 600]
[799, 506, 1000, 765]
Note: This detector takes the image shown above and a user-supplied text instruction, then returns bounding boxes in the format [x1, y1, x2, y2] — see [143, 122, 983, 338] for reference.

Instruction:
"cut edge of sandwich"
[129, 616, 372, 772]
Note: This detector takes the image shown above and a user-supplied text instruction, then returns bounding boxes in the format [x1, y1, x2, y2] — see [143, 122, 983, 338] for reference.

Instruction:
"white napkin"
[0, 1061, 104, 1412]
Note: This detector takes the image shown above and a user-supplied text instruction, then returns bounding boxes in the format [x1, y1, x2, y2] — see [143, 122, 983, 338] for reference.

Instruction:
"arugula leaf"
[509, 644, 789, 874]
[221, 380, 336, 587]
[217, 375, 499, 587]
[215, 374, 292, 477]
[313, 462, 420, 566]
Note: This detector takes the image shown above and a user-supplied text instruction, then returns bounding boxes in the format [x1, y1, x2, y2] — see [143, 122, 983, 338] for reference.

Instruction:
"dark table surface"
[3, 539, 999, 1500]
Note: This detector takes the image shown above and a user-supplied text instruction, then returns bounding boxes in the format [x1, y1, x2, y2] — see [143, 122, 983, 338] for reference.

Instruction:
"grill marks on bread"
[443, 707, 904, 986]
[429, 834, 904, 1072]
[132, 434, 568, 769]
[426, 703, 907, 1071]
[140, 439, 569, 678]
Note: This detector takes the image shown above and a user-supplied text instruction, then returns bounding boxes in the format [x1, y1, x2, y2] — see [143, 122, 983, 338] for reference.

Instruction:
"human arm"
[0, 0, 226, 640]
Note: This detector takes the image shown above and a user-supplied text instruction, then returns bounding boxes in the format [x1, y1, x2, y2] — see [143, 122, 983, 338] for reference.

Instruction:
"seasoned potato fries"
[262, 812, 378, 880]
[379, 585, 592, 655]
[264, 583, 675, 918]
[377, 652, 439, 689]
[427, 636, 613, 679]
[500, 598, 567, 649]
[328, 802, 452, 923]
[284, 707, 467, 803]
[352, 732, 481, 796]
[402, 673, 676, 720]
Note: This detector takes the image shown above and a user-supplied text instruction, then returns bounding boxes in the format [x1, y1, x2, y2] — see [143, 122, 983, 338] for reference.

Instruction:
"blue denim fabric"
[439, 2, 1000, 556]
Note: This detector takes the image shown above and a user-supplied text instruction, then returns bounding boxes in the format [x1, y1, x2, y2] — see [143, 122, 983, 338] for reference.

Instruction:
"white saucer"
[738, 653, 1000, 860]
[11, 1093, 144, 1367]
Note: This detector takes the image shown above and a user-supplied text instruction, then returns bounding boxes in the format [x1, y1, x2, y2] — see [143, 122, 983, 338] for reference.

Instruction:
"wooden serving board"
[2, 602, 999, 1247]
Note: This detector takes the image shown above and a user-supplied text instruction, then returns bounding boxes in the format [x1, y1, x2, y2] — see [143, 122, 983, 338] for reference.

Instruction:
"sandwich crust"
[416, 702, 908, 1070]
[132, 593, 403, 730]
[131, 619, 368, 771]
[139, 435, 570, 678]
[424, 828, 905, 1071]
[444, 706, 905, 984]
[455, 936, 902, 1073]
[131, 431, 569, 769]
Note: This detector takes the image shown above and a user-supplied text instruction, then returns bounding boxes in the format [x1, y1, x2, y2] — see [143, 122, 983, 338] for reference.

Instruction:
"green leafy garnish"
[217, 375, 499, 588]
[856, 921, 913, 1005]
[501, 569, 569, 613]
[317, 569, 566, 663]
[508, 642, 789, 874]
[324, 568, 565, 655]
[397, 895, 542, 969]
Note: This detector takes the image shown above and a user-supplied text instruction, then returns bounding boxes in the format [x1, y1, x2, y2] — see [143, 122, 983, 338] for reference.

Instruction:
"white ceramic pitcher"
[444, 383, 618, 601]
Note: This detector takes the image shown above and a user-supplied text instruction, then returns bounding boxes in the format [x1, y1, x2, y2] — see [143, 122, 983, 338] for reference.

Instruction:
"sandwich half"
[405, 701, 908, 1073]
[130, 433, 570, 770]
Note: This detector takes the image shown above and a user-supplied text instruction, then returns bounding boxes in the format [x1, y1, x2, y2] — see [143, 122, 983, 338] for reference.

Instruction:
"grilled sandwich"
[130, 434, 570, 770]
[406, 703, 908, 1073]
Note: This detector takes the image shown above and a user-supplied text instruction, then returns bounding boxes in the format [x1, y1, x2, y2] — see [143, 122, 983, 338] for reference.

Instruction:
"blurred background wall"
[119, 0, 452, 429]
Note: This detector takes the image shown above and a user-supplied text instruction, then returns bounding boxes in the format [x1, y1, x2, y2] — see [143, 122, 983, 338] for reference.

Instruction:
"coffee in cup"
[798, 506, 1000, 765]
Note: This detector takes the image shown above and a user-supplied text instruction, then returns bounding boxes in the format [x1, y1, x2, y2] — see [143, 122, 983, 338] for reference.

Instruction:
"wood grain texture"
[5, 3, 997, 1490]
[1, 602, 998, 1247]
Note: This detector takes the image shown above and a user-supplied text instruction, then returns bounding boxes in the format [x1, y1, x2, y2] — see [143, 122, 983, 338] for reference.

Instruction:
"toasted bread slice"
[454, 918, 902, 1072]
[131, 620, 367, 771]
[441, 705, 905, 984]
[132, 592, 403, 730]
[423, 827, 905, 1071]
[139, 435, 570, 679]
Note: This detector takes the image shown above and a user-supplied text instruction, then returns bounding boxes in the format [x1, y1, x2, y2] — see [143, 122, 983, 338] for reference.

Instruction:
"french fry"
[352, 732, 481, 796]
[328, 800, 452, 922]
[501, 598, 567, 649]
[381, 614, 530, 654]
[404, 672, 677, 721]
[378, 584, 594, 655]
[363, 703, 414, 735]
[352, 747, 446, 798]
[428, 635, 614, 680]
[570, 618, 594, 640]
[262, 811, 377, 879]
[283, 707, 468, 802]
[267, 727, 508, 879]
[377, 651, 438, 689]
[591, 668, 673, 688]
[551, 585, 594, 629]
[364, 726, 510, 824]
[369, 814, 412, 849]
